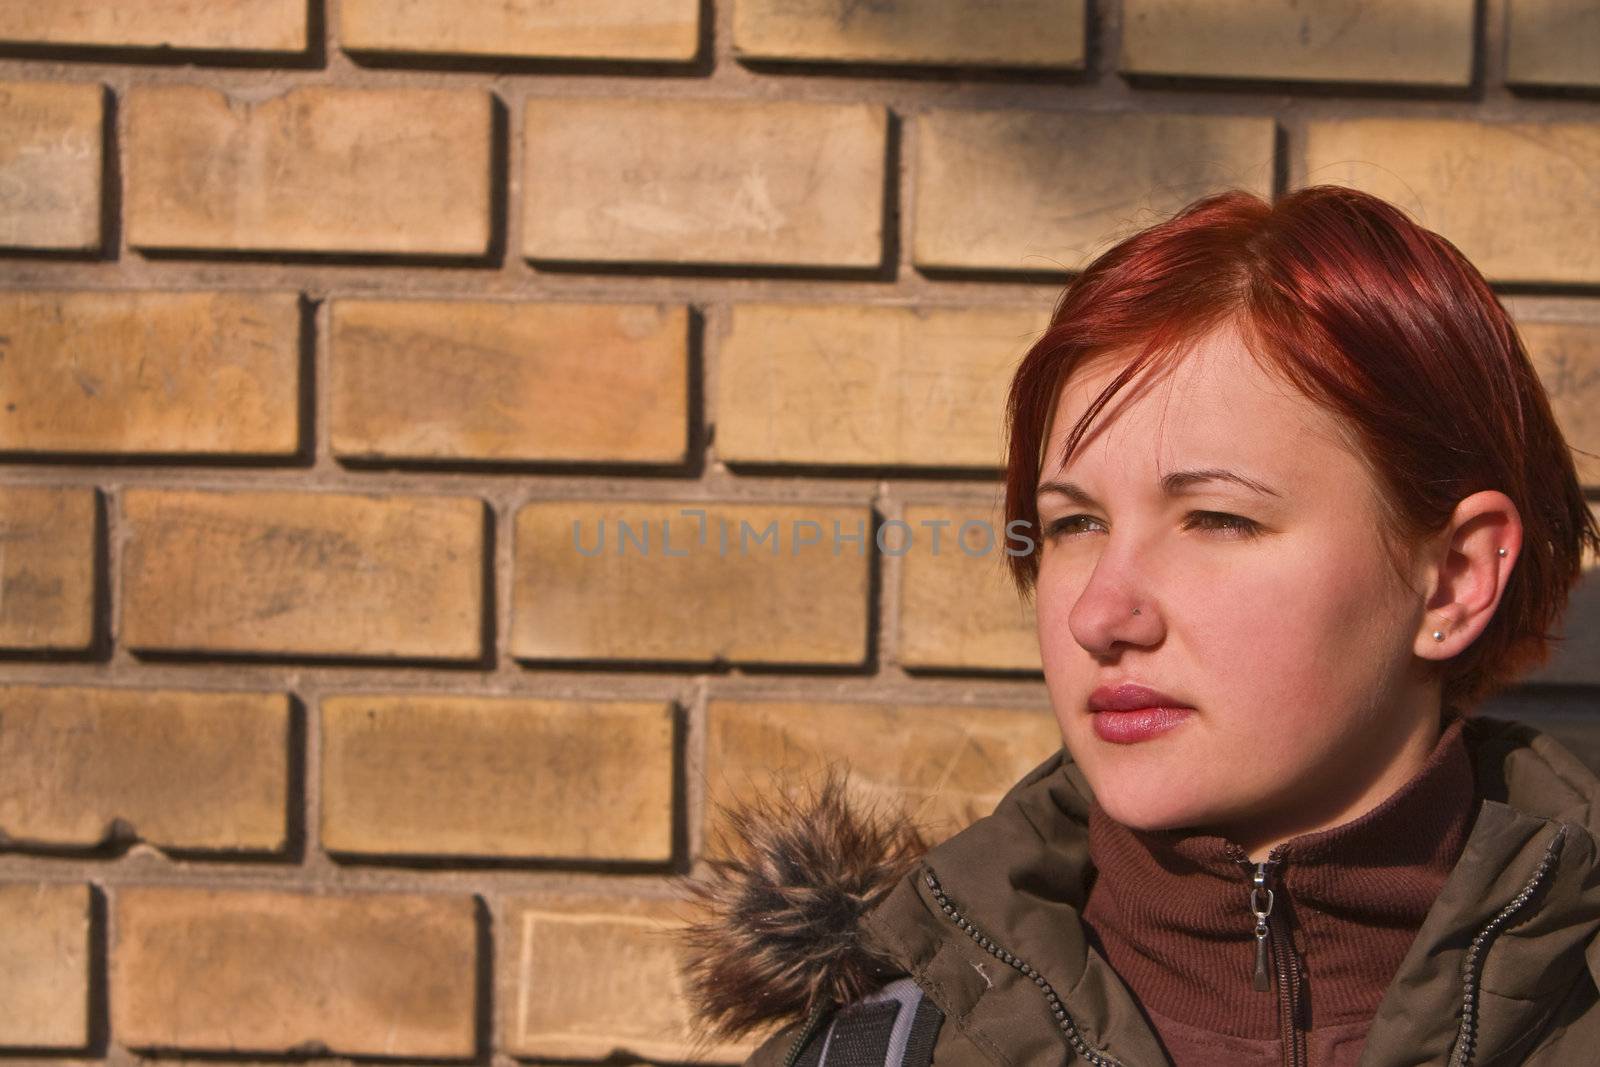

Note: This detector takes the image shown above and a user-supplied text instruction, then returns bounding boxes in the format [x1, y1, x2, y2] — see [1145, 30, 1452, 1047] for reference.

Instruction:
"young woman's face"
[1035, 319, 1439, 851]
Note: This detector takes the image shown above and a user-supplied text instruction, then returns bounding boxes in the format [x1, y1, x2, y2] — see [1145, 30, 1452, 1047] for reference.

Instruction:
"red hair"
[1003, 184, 1599, 711]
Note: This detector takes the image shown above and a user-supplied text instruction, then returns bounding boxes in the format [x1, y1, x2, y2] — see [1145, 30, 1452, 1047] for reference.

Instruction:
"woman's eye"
[1044, 514, 1105, 539]
[1043, 512, 1261, 540]
[1184, 511, 1262, 538]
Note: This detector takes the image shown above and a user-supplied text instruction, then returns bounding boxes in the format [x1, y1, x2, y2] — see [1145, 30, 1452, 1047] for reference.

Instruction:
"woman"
[680, 185, 1600, 1066]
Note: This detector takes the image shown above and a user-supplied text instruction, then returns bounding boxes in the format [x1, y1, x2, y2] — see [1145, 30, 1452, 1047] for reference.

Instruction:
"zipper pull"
[1250, 861, 1275, 992]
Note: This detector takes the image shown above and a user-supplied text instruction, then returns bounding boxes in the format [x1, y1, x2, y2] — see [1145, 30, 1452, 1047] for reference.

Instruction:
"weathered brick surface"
[717, 303, 1048, 467]
[126, 85, 492, 256]
[331, 299, 688, 464]
[500, 893, 760, 1061]
[899, 502, 1041, 671]
[0, 883, 89, 1048]
[321, 693, 674, 860]
[704, 700, 1062, 849]
[0, 1, 306, 53]
[0, 80, 100, 250]
[512, 501, 870, 664]
[914, 109, 1274, 272]
[1303, 119, 1600, 286]
[1507, 0, 1600, 89]
[1122, 0, 1473, 85]
[112, 886, 476, 1055]
[522, 97, 886, 267]
[1522, 321, 1600, 489]
[341, 0, 698, 61]
[120, 488, 484, 659]
[0, 290, 299, 456]
[733, 0, 1085, 68]
[0, 684, 288, 851]
[0, 485, 96, 650]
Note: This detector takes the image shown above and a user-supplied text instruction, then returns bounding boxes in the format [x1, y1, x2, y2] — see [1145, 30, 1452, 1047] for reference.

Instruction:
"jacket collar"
[860, 714, 1600, 1066]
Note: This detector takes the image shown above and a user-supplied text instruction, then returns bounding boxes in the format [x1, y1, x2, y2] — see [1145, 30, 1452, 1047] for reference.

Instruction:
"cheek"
[1208, 539, 1413, 715]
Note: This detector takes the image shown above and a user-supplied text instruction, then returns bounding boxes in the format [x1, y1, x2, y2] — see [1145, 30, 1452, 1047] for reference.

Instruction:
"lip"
[1088, 683, 1195, 745]
[1088, 682, 1193, 712]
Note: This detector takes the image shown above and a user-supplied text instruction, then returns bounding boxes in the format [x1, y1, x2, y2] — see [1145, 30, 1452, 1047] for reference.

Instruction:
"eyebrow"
[1035, 468, 1283, 507]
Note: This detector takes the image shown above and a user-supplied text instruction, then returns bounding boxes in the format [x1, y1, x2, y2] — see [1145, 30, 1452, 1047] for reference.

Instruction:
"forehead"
[1042, 322, 1358, 486]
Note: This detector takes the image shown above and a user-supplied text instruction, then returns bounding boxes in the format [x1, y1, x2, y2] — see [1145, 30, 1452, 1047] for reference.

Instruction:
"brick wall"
[1, 0, 1598, 1061]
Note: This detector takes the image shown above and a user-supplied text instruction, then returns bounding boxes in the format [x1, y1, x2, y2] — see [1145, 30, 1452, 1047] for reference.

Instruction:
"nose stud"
[1132, 607, 1142, 615]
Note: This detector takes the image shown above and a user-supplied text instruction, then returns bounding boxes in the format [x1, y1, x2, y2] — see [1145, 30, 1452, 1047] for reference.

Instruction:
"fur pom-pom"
[677, 770, 929, 1040]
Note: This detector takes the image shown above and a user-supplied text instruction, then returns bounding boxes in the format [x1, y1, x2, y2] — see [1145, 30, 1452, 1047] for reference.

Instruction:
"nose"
[1066, 538, 1164, 657]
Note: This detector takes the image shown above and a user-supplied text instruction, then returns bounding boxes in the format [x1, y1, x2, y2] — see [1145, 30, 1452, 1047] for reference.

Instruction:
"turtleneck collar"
[1080, 709, 1478, 1045]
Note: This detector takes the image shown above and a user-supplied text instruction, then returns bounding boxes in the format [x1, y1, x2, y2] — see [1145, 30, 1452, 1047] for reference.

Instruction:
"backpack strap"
[788, 977, 945, 1067]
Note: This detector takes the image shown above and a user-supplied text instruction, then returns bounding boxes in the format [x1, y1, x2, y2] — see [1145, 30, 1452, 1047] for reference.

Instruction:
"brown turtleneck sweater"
[1079, 711, 1477, 1067]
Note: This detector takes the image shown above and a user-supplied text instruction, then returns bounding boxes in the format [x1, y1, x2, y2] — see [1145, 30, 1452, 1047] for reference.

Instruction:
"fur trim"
[678, 770, 928, 1040]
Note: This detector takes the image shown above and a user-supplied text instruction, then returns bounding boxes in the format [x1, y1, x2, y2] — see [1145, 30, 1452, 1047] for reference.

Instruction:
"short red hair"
[1003, 184, 1599, 712]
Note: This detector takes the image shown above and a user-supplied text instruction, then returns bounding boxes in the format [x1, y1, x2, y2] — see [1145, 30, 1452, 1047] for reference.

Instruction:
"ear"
[1414, 490, 1522, 660]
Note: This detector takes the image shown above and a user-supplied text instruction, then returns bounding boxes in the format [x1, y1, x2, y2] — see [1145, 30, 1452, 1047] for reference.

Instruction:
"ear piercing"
[1498, 548, 1508, 556]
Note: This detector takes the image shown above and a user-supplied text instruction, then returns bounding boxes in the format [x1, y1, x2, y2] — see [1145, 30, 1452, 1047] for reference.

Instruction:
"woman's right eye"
[1045, 514, 1105, 539]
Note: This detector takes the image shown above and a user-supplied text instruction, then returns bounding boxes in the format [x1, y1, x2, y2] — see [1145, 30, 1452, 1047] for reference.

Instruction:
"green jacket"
[742, 715, 1600, 1066]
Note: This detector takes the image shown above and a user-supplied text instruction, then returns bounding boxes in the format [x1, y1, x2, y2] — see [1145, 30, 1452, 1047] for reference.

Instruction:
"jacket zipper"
[1243, 857, 1307, 1067]
[781, 1002, 832, 1067]
[924, 867, 1127, 1066]
[1446, 823, 1566, 1067]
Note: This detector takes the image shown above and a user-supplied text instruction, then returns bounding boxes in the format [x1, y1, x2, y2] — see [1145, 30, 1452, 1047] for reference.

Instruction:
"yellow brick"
[0, 81, 101, 250]
[733, 0, 1084, 68]
[717, 303, 1048, 467]
[120, 488, 483, 659]
[331, 299, 687, 464]
[899, 502, 1041, 670]
[341, 0, 697, 61]
[1507, 0, 1600, 89]
[1303, 119, 1600, 286]
[113, 887, 475, 1055]
[0, 884, 89, 1048]
[915, 109, 1274, 272]
[513, 501, 870, 664]
[1122, 0, 1472, 85]
[1522, 321, 1600, 489]
[0, 685, 287, 851]
[500, 893, 760, 1061]
[523, 97, 885, 267]
[0, 0, 306, 52]
[0, 290, 299, 456]
[0, 485, 95, 650]
[126, 85, 492, 256]
[322, 694, 674, 860]
[705, 700, 1061, 850]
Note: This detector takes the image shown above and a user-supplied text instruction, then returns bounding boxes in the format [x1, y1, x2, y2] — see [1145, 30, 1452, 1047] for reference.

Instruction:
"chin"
[1090, 780, 1217, 834]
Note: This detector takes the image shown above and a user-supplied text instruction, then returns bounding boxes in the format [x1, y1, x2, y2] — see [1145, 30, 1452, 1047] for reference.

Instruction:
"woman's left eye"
[1184, 511, 1262, 538]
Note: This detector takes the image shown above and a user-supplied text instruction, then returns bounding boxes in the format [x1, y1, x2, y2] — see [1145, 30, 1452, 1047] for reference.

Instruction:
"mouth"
[1087, 683, 1195, 745]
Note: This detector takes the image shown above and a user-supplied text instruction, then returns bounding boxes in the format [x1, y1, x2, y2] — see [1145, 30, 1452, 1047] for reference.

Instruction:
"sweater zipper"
[924, 867, 1127, 1066]
[1238, 853, 1307, 1067]
[1446, 823, 1566, 1067]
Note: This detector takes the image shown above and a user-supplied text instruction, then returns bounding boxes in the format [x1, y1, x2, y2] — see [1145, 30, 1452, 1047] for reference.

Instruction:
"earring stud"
[1497, 547, 1507, 557]
[1432, 630, 1445, 641]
